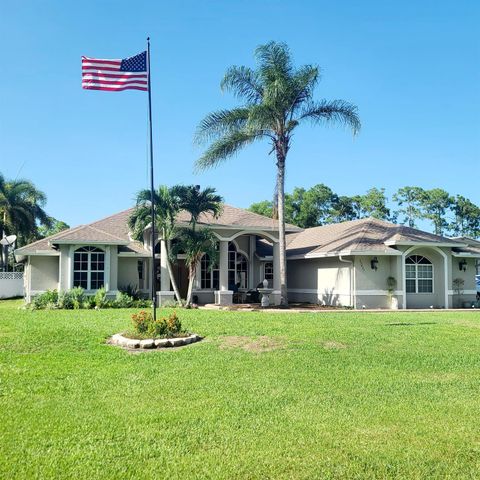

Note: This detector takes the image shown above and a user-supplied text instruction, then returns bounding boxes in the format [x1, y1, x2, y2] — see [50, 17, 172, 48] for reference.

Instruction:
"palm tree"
[128, 185, 182, 303]
[172, 227, 218, 306]
[173, 185, 223, 231]
[0, 174, 51, 269]
[173, 185, 223, 305]
[195, 41, 360, 306]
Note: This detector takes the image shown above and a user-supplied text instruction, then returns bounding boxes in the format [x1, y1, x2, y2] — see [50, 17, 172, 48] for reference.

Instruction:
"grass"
[1, 299, 479, 479]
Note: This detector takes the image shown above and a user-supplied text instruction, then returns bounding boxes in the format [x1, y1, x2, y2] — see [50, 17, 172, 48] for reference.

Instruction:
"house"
[15, 206, 480, 309]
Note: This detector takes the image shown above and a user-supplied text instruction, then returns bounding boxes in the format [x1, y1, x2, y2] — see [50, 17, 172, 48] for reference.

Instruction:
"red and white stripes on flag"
[81, 52, 148, 92]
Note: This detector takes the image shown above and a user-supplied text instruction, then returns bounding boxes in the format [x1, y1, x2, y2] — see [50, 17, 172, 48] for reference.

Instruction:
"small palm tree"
[173, 185, 223, 305]
[195, 41, 360, 305]
[128, 186, 182, 303]
[172, 227, 218, 305]
[173, 185, 223, 231]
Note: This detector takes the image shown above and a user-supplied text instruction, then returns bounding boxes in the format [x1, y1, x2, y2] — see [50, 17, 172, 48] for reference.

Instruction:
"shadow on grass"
[387, 322, 437, 326]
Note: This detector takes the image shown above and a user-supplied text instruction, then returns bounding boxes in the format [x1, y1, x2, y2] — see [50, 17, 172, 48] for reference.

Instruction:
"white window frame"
[405, 255, 434, 294]
[73, 246, 105, 291]
[263, 262, 274, 288]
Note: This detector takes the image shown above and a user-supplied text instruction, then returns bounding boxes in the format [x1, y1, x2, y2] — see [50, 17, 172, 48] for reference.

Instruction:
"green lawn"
[1, 300, 479, 479]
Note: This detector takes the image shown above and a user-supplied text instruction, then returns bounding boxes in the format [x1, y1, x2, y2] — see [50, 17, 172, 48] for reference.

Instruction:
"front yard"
[0, 300, 479, 479]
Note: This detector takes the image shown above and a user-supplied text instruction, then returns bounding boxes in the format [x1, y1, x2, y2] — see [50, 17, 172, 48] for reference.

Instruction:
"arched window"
[73, 246, 105, 290]
[228, 242, 248, 289]
[200, 242, 249, 290]
[405, 255, 433, 293]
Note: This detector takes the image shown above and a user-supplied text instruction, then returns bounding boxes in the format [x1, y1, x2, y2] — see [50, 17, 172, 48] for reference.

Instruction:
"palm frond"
[194, 108, 250, 145]
[299, 99, 361, 135]
[195, 130, 265, 171]
[220, 66, 262, 103]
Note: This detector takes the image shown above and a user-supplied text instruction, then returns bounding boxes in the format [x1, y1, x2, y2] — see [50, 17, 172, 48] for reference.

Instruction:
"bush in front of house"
[29, 288, 151, 310]
[130, 310, 185, 339]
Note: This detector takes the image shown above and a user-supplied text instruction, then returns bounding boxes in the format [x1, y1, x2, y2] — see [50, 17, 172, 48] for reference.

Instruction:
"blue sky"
[0, 0, 479, 227]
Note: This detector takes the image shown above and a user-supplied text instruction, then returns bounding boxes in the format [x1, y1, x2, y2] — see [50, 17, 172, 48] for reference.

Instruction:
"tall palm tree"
[173, 185, 223, 305]
[0, 174, 51, 269]
[0, 173, 50, 241]
[195, 41, 360, 306]
[128, 185, 182, 303]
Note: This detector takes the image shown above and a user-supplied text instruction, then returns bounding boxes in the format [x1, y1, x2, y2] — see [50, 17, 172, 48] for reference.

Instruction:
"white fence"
[0, 272, 24, 299]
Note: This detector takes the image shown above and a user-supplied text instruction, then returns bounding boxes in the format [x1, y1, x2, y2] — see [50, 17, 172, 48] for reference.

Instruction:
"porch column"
[271, 241, 281, 306]
[157, 239, 175, 306]
[215, 240, 233, 305]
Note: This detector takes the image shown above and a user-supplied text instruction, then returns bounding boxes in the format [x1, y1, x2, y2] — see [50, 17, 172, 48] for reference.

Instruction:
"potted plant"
[386, 276, 398, 309]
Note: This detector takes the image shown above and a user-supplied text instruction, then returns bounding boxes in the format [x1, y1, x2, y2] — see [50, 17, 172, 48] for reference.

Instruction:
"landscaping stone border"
[109, 333, 202, 350]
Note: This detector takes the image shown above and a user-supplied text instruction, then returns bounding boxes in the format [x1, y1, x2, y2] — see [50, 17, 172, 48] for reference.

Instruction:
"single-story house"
[15, 205, 480, 309]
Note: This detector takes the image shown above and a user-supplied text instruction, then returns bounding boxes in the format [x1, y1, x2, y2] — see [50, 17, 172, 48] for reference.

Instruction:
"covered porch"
[157, 230, 282, 306]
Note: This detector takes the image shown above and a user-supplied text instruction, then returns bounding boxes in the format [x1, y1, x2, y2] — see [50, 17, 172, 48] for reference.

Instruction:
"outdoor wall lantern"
[371, 257, 379, 271]
[459, 259, 467, 272]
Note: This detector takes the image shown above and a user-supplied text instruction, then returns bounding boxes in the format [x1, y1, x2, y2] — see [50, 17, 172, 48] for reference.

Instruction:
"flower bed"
[109, 333, 202, 349]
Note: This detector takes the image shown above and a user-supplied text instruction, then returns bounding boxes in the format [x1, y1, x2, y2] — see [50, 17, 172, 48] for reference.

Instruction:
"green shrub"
[31, 290, 58, 310]
[119, 284, 140, 300]
[114, 291, 135, 308]
[130, 310, 184, 338]
[94, 287, 108, 308]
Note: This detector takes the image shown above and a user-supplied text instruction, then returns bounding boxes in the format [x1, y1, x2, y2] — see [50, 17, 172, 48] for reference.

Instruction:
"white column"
[160, 240, 170, 291]
[104, 246, 111, 292]
[271, 241, 281, 306]
[109, 247, 118, 292]
[215, 240, 232, 305]
[158, 239, 174, 306]
[248, 235, 255, 289]
[219, 240, 228, 291]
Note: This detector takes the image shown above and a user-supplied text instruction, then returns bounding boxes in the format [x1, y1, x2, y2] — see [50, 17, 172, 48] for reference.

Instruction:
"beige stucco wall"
[449, 256, 477, 307]
[30, 256, 59, 292]
[117, 257, 140, 290]
[287, 257, 352, 306]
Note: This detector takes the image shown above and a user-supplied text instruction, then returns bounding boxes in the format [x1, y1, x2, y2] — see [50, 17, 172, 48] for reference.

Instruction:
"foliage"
[31, 289, 58, 310]
[248, 200, 274, 219]
[131, 310, 184, 338]
[29, 288, 149, 310]
[119, 284, 140, 300]
[248, 183, 480, 238]
[114, 291, 135, 308]
[94, 287, 108, 308]
[392, 186, 425, 228]
[171, 185, 223, 305]
[37, 218, 70, 238]
[419, 188, 452, 236]
[0, 172, 51, 245]
[450, 195, 480, 238]
[386, 276, 397, 295]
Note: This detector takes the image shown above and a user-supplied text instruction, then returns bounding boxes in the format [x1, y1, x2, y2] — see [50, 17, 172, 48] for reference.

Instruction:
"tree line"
[248, 184, 480, 238]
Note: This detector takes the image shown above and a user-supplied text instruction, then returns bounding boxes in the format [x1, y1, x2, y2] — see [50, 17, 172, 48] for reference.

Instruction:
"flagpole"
[147, 37, 157, 320]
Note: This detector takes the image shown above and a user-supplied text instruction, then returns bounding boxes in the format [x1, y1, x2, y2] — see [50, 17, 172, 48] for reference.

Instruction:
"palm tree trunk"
[185, 263, 196, 306]
[276, 149, 288, 307]
[165, 241, 182, 304]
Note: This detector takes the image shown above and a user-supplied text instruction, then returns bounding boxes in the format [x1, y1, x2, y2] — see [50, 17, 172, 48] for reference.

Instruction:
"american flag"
[81, 51, 148, 92]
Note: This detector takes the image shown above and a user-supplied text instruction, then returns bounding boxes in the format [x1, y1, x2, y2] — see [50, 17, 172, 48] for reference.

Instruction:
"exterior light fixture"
[459, 259, 467, 272]
[370, 257, 379, 271]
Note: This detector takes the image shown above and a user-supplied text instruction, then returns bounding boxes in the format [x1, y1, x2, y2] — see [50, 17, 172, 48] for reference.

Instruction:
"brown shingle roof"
[176, 204, 300, 231]
[285, 217, 467, 257]
[16, 204, 299, 256]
